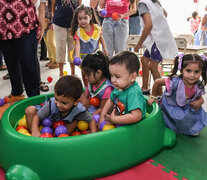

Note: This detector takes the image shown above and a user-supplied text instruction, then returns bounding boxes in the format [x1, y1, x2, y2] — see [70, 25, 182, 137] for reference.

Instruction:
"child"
[148, 54, 207, 136]
[134, 0, 178, 95]
[99, 51, 146, 125]
[71, 4, 108, 86]
[187, 11, 201, 35]
[80, 50, 114, 116]
[25, 75, 97, 137]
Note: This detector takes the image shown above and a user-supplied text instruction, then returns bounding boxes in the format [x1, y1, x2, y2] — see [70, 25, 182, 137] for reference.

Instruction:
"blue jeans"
[129, 16, 142, 35]
[102, 17, 129, 58]
[0, 29, 40, 97]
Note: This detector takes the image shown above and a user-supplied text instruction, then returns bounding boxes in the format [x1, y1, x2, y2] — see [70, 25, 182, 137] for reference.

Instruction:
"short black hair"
[110, 51, 140, 74]
[54, 75, 83, 100]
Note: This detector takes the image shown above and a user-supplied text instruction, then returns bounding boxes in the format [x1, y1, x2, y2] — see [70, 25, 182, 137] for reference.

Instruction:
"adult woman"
[99, 0, 136, 58]
[0, 0, 41, 102]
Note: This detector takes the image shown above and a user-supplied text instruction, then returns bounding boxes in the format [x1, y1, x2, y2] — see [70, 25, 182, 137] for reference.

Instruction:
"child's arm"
[190, 96, 204, 110]
[99, 98, 114, 124]
[74, 38, 81, 58]
[92, 98, 108, 115]
[99, 35, 108, 55]
[148, 78, 166, 106]
[107, 108, 142, 124]
[65, 120, 78, 135]
[89, 119, 97, 133]
[80, 91, 90, 110]
[134, 13, 152, 52]
[31, 114, 41, 137]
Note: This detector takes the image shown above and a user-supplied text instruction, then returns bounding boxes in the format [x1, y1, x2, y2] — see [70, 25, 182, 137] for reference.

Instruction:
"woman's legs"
[141, 56, 150, 91]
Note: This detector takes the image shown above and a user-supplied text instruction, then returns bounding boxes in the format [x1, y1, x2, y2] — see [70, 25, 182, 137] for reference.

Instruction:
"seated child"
[99, 51, 146, 125]
[25, 75, 97, 137]
[80, 50, 114, 116]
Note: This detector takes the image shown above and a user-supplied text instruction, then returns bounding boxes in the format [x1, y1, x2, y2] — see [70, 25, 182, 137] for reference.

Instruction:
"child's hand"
[148, 98, 157, 106]
[134, 44, 141, 52]
[190, 100, 202, 110]
[105, 109, 116, 124]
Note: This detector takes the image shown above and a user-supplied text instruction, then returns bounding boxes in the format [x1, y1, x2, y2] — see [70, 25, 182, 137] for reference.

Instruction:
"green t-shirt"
[110, 81, 146, 118]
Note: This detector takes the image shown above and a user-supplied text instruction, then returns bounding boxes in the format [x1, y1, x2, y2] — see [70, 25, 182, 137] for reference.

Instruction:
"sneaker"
[4, 94, 25, 103]
[2, 73, 9, 80]
[142, 89, 150, 95]
[40, 57, 50, 61]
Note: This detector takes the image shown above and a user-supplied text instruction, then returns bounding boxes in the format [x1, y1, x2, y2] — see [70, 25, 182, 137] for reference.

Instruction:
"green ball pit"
[0, 93, 176, 180]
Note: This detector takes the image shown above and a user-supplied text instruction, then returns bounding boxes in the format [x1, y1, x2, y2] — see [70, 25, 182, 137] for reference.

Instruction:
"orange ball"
[58, 134, 69, 137]
[112, 12, 119, 20]
[90, 97, 100, 107]
[16, 125, 27, 131]
[71, 131, 82, 136]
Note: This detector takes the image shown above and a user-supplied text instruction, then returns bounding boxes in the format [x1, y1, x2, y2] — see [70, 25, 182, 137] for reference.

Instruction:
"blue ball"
[73, 57, 82, 66]
[100, 9, 107, 16]
[55, 125, 68, 137]
[0, 98, 5, 106]
[93, 114, 100, 123]
[41, 127, 53, 135]
[99, 121, 107, 131]
[41, 118, 53, 127]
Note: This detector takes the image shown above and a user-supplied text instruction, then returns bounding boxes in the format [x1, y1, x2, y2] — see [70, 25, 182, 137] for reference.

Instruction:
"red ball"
[117, 101, 125, 113]
[90, 97, 100, 107]
[53, 120, 65, 129]
[71, 131, 82, 136]
[47, 76, 53, 83]
[82, 131, 90, 135]
[16, 125, 27, 131]
[112, 12, 119, 20]
[58, 134, 69, 137]
[40, 133, 53, 138]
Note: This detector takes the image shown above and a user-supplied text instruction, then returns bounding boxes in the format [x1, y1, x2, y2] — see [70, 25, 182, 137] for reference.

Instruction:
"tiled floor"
[0, 60, 207, 110]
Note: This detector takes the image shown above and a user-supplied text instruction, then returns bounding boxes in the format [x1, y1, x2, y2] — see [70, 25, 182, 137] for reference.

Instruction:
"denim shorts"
[143, 43, 162, 62]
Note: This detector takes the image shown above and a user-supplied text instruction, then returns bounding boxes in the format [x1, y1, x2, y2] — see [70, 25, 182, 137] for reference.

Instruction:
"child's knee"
[25, 106, 37, 116]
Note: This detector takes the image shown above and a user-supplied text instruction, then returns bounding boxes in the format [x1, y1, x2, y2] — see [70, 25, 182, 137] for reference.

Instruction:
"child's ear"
[96, 70, 102, 78]
[74, 98, 80, 106]
[130, 72, 137, 82]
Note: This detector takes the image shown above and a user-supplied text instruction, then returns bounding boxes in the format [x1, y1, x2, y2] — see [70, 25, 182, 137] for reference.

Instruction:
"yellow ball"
[24, 132, 31, 136]
[63, 71, 68, 75]
[39, 125, 43, 131]
[18, 118, 27, 127]
[77, 120, 89, 131]
[18, 129, 29, 134]
[103, 124, 115, 131]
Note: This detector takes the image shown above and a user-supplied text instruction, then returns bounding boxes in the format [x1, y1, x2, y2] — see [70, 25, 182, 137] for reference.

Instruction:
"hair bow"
[177, 53, 184, 70]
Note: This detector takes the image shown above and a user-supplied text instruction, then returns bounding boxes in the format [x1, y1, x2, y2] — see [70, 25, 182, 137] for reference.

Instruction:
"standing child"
[99, 51, 146, 125]
[134, 0, 178, 95]
[25, 75, 97, 137]
[148, 54, 207, 136]
[71, 4, 108, 86]
[80, 50, 114, 116]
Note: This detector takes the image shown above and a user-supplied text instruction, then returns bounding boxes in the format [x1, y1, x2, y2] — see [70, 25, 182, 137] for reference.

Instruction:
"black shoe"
[3, 73, 9, 80]
[142, 89, 150, 95]
[40, 57, 50, 61]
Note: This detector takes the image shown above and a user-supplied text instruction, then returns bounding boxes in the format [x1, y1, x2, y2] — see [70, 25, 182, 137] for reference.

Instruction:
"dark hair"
[192, 11, 198, 19]
[54, 75, 83, 100]
[170, 54, 207, 88]
[71, 4, 100, 36]
[110, 51, 140, 74]
[81, 50, 110, 80]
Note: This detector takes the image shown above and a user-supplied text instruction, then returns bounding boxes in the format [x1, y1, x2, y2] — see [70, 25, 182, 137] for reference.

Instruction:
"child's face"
[78, 10, 91, 28]
[182, 63, 201, 87]
[109, 63, 136, 90]
[54, 94, 78, 113]
[82, 68, 100, 85]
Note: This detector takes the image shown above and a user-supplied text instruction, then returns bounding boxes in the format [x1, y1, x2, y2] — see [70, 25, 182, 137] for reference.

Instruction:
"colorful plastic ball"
[82, 131, 90, 135]
[100, 9, 107, 16]
[39, 125, 43, 131]
[73, 57, 82, 66]
[99, 121, 107, 131]
[41, 118, 53, 127]
[139, 70, 142, 76]
[18, 118, 27, 127]
[47, 76, 53, 83]
[55, 125, 68, 137]
[16, 125, 27, 131]
[103, 124, 115, 131]
[115, 124, 123, 128]
[18, 129, 29, 134]
[71, 131, 82, 136]
[53, 120, 65, 129]
[41, 127, 53, 135]
[112, 12, 119, 20]
[40, 133, 53, 138]
[117, 101, 125, 113]
[77, 120, 89, 131]
[93, 114, 100, 123]
[58, 134, 69, 137]
[63, 71, 68, 75]
[90, 97, 100, 107]
[0, 98, 5, 106]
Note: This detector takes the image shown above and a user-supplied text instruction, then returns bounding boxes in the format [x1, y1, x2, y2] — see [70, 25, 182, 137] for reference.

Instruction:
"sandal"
[4, 94, 25, 103]
[48, 62, 59, 69]
[45, 61, 53, 67]
[39, 81, 49, 92]
[0, 65, 7, 71]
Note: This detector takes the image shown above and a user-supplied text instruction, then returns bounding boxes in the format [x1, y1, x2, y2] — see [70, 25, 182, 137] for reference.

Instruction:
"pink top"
[189, 17, 200, 34]
[105, 0, 130, 19]
[0, 0, 40, 40]
[85, 79, 114, 99]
